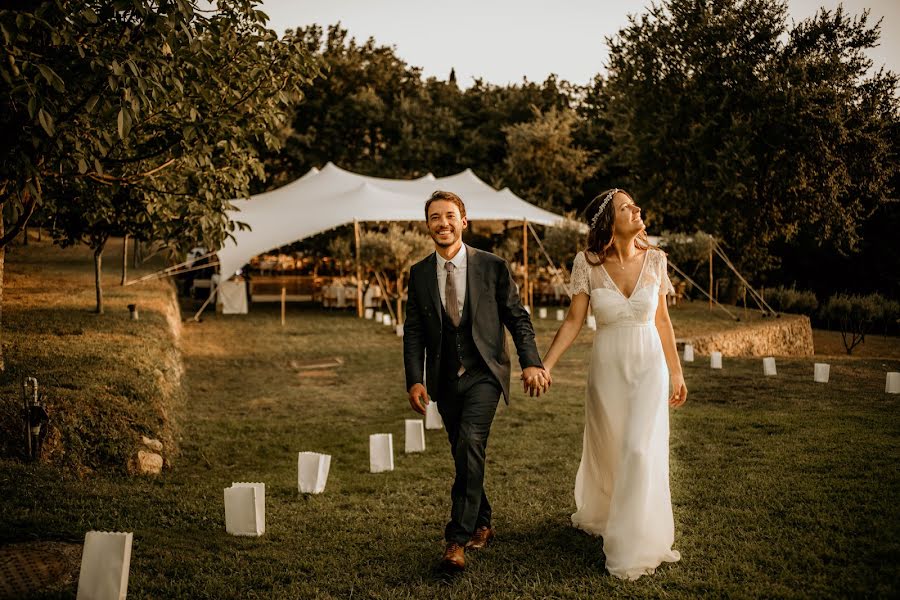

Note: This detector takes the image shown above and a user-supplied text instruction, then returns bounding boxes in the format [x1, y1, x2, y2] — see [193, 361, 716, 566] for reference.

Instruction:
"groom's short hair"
[425, 190, 466, 220]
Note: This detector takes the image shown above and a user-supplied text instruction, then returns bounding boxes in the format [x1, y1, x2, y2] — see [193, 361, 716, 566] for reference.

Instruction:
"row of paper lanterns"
[224, 400, 444, 538]
[365, 306, 596, 334]
[73, 402, 445, 599]
[364, 307, 404, 336]
[682, 343, 900, 390]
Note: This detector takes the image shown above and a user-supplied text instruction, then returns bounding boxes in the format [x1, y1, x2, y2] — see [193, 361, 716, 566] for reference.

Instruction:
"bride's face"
[612, 193, 644, 238]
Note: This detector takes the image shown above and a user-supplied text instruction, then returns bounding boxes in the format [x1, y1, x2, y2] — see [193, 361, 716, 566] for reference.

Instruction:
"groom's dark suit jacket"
[403, 245, 542, 403]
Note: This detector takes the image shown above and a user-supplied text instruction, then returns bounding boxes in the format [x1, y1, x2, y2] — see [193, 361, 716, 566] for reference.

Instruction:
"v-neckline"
[599, 250, 650, 300]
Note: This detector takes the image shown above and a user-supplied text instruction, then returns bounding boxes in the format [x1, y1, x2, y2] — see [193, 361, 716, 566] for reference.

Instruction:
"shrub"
[764, 286, 818, 316]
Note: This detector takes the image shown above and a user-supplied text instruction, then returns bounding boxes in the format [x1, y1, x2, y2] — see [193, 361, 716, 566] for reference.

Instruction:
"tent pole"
[522, 219, 529, 309]
[192, 279, 218, 322]
[354, 219, 363, 318]
[668, 259, 739, 321]
[708, 237, 713, 311]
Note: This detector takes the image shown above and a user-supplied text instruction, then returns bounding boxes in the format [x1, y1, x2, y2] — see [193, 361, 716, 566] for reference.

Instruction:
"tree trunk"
[94, 240, 106, 314]
[0, 218, 5, 372]
[396, 272, 403, 324]
[121, 234, 129, 286]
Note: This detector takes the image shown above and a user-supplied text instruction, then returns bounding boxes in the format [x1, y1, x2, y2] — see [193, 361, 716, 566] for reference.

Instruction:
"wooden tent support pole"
[708, 237, 713, 311]
[354, 219, 363, 317]
[522, 219, 529, 308]
[192, 279, 218, 322]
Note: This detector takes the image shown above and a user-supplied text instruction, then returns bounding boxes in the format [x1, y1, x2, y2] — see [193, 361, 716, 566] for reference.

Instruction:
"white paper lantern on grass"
[886, 372, 900, 394]
[814, 363, 830, 383]
[76, 531, 133, 600]
[586, 315, 597, 331]
[683, 344, 694, 362]
[369, 434, 394, 473]
[763, 357, 777, 376]
[297, 452, 331, 494]
[538, 307, 548, 319]
[382, 314, 393, 326]
[425, 401, 443, 430]
[224, 482, 265, 536]
[374, 311, 383, 323]
[365, 308, 374, 319]
[710, 352, 723, 369]
[556, 309, 565, 321]
[396, 324, 404, 337]
[405, 419, 426, 453]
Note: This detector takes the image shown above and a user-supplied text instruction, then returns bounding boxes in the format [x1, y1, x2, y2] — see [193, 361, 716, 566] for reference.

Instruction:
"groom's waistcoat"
[438, 286, 485, 380]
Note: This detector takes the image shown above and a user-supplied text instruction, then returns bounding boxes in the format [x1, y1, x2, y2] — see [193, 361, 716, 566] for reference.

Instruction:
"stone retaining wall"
[687, 314, 814, 357]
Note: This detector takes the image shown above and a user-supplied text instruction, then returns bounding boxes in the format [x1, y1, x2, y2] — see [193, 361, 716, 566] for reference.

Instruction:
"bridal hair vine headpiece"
[590, 188, 619, 229]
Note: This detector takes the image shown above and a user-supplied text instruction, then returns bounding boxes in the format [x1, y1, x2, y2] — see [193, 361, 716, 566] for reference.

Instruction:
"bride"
[540, 188, 687, 580]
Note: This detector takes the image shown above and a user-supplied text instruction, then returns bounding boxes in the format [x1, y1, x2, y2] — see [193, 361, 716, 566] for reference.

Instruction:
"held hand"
[669, 374, 687, 408]
[521, 366, 552, 397]
[408, 383, 429, 415]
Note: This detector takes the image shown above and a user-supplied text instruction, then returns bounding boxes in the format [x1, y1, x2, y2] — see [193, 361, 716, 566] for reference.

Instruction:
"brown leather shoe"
[441, 542, 466, 571]
[466, 526, 495, 550]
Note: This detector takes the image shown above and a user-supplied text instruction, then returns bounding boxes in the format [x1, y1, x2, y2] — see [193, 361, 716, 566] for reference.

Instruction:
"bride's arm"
[541, 293, 590, 372]
[655, 297, 687, 407]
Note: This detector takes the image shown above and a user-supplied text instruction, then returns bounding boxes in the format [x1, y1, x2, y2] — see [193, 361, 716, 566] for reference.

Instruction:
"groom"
[403, 190, 550, 571]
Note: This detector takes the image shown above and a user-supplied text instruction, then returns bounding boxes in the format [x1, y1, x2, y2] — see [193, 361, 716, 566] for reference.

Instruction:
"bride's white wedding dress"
[569, 248, 681, 580]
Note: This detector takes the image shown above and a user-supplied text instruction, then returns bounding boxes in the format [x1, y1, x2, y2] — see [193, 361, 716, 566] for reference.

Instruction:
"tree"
[540, 216, 586, 270]
[603, 0, 898, 283]
[820, 293, 884, 354]
[1, 1, 319, 321]
[502, 106, 598, 209]
[360, 224, 432, 322]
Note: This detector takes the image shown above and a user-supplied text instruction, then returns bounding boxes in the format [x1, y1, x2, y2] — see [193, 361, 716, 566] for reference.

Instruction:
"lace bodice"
[569, 249, 674, 327]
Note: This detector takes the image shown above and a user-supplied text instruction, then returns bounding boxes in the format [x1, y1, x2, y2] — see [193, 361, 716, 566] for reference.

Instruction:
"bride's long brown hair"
[583, 188, 653, 266]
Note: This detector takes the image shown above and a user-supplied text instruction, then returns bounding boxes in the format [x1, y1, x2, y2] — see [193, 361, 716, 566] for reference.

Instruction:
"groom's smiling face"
[427, 200, 467, 248]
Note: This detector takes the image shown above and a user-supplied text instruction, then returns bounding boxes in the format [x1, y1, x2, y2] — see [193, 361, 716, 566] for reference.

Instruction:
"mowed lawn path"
[151, 305, 899, 599]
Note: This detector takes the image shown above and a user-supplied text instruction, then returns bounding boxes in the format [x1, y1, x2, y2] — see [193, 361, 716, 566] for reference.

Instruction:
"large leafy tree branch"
[0, 0, 320, 338]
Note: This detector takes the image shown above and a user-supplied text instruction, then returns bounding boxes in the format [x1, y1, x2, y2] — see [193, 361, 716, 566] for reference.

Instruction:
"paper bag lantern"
[76, 531, 133, 600]
[556, 309, 565, 321]
[369, 434, 394, 473]
[374, 311, 383, 323]
[886, 372, 900, 394]
[224, 482, 265, 536]
[586, 315, 597, 331]
[763, 357, 777, 376]
[364, 308, 374, 319]
[814, 363, 830, 383]
[683, 344, 694, 362]
[710, 351, 723, 369]
[396, 324, 404, 337]
[405, 419, 426, 453]
[298, 452, 331, 494]
[382, 314, 393, 326]
[425, 401, 443, 430]
[538, 307, 547, 319]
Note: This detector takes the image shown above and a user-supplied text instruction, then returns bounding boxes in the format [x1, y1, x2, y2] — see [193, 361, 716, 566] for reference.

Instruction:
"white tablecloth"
[218, 279, 248, 314]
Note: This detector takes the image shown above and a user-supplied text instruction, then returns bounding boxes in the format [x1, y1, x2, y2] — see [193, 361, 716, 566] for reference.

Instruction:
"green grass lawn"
[2, 294, 899, 598]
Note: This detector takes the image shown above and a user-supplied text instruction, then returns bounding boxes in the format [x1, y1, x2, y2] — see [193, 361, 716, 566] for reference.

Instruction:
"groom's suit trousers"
[436, 364, 501, 545]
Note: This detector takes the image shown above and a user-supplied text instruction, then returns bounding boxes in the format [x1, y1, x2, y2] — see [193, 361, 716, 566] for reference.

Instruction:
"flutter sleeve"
[658, 250, 676, 296]
[569, 251, 591, 297]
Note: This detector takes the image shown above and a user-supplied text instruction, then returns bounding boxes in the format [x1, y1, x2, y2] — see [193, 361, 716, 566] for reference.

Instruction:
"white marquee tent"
[216, 162, 573, 280]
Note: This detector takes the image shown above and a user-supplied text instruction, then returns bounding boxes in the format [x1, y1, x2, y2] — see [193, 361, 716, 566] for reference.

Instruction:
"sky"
[253, 0, 899, 87]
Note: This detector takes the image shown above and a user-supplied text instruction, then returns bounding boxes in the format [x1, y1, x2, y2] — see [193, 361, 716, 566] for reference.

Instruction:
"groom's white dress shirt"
[435, 243, 467, 313]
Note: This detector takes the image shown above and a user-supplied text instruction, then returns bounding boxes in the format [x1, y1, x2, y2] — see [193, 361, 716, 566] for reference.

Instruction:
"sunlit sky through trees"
[250, 0, 899, 88]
